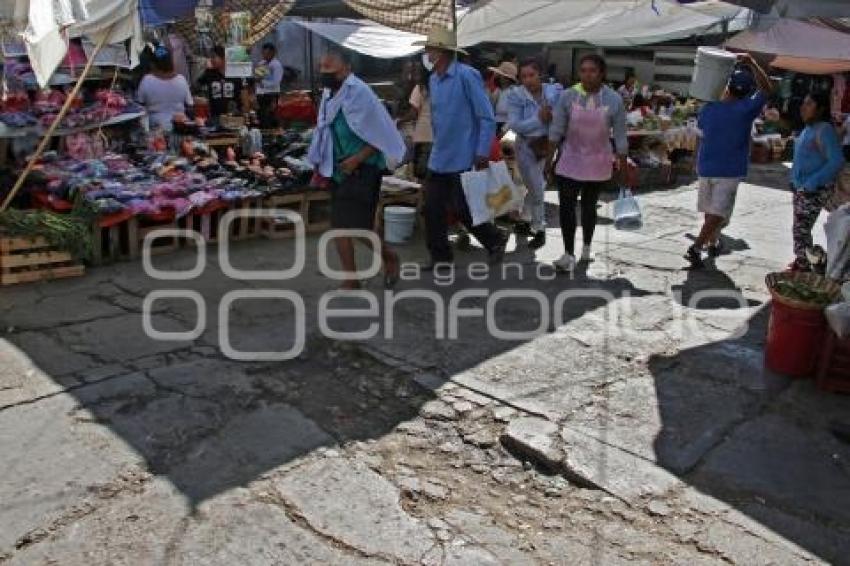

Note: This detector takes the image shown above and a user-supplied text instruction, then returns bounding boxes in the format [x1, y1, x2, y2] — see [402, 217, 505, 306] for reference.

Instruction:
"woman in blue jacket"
[507, 58, 562, 250]
[790, 92, 845, 271]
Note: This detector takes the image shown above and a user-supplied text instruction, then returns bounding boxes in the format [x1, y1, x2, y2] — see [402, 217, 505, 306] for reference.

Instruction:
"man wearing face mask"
[307, 48, 407, 290]
[412, 27, 508, 269]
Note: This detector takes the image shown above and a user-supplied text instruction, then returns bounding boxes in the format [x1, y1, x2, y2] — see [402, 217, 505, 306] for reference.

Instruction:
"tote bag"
[461, 161, 525, 226]
[613, 187, 643, 230]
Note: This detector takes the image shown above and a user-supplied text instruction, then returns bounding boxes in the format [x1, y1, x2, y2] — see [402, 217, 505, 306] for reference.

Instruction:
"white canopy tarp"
[457, 0, 750, 47]
[726, 18, 850, 61]
[726, 18, 850, 75]
[0, 0, 142, 87]
[294, 18, 424, 59]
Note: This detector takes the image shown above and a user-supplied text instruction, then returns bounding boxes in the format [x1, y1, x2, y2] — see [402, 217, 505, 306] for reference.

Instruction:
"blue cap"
[728, 69, 755, 96]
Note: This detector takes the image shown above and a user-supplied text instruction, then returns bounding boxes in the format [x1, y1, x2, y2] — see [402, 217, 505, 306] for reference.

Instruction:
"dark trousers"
[425, 171, 502, 262]
[557, 176, 606, 255]
[257, 94, 279, 128]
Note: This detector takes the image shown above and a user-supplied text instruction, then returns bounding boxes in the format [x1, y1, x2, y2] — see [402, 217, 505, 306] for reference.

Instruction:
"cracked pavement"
[1, 164, 849, 565]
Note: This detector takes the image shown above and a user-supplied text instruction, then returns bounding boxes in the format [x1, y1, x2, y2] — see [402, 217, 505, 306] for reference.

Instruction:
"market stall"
[0, 0, 431, 285]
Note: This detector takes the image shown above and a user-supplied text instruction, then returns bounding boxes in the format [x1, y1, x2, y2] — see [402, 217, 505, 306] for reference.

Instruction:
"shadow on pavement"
[0, 239, 655, 513]
[649, 305, 850, 563]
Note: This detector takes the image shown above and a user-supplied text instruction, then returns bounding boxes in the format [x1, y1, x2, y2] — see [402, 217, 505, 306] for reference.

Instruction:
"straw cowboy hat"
[488, 62, 518, 83]
[413, 26, 469, 56]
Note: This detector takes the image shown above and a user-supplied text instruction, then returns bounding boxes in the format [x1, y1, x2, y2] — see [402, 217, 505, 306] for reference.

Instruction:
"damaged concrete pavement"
[1, 164, 849, 565]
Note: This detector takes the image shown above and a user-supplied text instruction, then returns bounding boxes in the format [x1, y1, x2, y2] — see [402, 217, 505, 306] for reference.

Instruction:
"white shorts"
[698, 177, 741, 220]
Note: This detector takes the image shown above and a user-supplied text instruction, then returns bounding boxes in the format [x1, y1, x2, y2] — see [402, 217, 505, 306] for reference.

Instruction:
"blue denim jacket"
[791, 122, 845, 192]
[506, 83, 563, 138]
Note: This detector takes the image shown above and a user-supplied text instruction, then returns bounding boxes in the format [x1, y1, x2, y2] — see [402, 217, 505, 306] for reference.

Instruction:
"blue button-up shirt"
[428, 62, 496, 174]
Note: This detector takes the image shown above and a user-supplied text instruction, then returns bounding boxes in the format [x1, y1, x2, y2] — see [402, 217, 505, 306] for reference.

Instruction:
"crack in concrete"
[1, 311, 131, 334]
[255, 488, 400, 565]
[9, 467, 152, 557]
[0, 341, 219, 415]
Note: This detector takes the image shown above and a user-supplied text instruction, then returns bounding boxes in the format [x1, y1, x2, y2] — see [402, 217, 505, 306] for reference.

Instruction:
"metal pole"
[451, 0, 458, 31]
[1, 26, 115, 212]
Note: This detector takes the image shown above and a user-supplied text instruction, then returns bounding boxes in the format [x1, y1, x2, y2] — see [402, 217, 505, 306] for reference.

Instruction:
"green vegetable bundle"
[0, 205, 95, 260]
[774, 280, 836, 307]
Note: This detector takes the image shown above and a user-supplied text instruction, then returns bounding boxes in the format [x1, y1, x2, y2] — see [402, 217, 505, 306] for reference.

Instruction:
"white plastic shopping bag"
[613, 187, 643, 230]
[461, 161, 525, 226]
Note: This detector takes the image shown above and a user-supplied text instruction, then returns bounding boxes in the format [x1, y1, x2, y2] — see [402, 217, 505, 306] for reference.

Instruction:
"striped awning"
[343, 0, 452, 35]
[171, 0, 452, 47]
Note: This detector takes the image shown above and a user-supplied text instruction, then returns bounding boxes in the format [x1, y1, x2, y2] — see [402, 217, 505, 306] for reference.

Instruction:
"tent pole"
[451, 0, 458, 31]
[308, 18, 314, 89]
[1, 26, 115, 212]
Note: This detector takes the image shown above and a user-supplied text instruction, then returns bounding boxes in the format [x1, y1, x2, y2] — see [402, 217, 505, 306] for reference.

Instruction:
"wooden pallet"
[262, 194, 307, 240]
[138, 221, 180, 256]
[304, 191, 331, 234]
[229, 197, 264, 241]
[180, 205, 233, 245]
[0, 236, 85, 285]
[91, 218, 139, 265]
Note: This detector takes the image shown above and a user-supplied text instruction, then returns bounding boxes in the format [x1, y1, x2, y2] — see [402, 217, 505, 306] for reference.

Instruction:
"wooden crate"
[0, 236, 84, 285]
[262, 193, 306, 240]
[137, 219, 180, 256]
[91, 217, 139, 266]
[179, 204, 232, 245]
[229, 197, 264, 241]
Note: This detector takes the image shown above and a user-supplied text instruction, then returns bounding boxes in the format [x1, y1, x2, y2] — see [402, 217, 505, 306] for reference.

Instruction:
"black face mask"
[320, 73, 342, 90]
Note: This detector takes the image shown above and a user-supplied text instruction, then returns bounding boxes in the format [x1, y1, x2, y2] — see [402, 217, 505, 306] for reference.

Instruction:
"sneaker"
[488, 232, 509, 265]
[684, 245, 704, 269]
[528, 231, 546, 251]
[580, 245, 593, 263]
[553, 253, 577, 272]
[707, 241, 724, 258]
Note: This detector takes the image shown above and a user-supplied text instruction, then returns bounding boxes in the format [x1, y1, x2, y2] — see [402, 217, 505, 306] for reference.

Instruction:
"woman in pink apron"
[547, 54, 629, 272]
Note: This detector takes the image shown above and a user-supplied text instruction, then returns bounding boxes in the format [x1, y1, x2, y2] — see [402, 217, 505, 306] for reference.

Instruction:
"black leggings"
[557, 176, 605, 255]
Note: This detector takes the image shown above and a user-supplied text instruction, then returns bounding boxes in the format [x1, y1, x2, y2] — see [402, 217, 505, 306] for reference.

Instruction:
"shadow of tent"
[67, 342, 434, 504]
[649, 306, 850, 563]
[4, 250, 655, 509]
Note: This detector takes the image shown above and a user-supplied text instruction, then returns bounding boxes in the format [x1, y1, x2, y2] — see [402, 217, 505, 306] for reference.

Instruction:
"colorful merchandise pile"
[23, 144, 315, 224]
[0, 89, 144, 132]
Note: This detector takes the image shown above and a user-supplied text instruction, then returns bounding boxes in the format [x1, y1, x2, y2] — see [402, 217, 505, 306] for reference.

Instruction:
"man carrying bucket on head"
[685, 53, 773, 269]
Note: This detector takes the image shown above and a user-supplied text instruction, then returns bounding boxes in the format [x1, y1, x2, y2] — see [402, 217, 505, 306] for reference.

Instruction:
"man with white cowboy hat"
[413, 26, 508, 269]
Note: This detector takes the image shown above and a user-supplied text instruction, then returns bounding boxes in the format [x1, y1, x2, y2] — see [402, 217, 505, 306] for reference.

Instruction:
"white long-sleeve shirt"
[256, 58, 283, 95]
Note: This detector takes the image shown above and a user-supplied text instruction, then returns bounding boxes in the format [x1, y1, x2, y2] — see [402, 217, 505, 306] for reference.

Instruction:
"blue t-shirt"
[697, 92, 767, 178]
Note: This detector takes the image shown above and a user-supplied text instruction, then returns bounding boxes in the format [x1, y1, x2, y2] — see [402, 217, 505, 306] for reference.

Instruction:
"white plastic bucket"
[690, 47, 737, 102]
[384, 206, 416, 243]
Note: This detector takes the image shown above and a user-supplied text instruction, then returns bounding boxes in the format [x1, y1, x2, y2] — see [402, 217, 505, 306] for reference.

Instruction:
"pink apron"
[555, 94, 613, 182]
